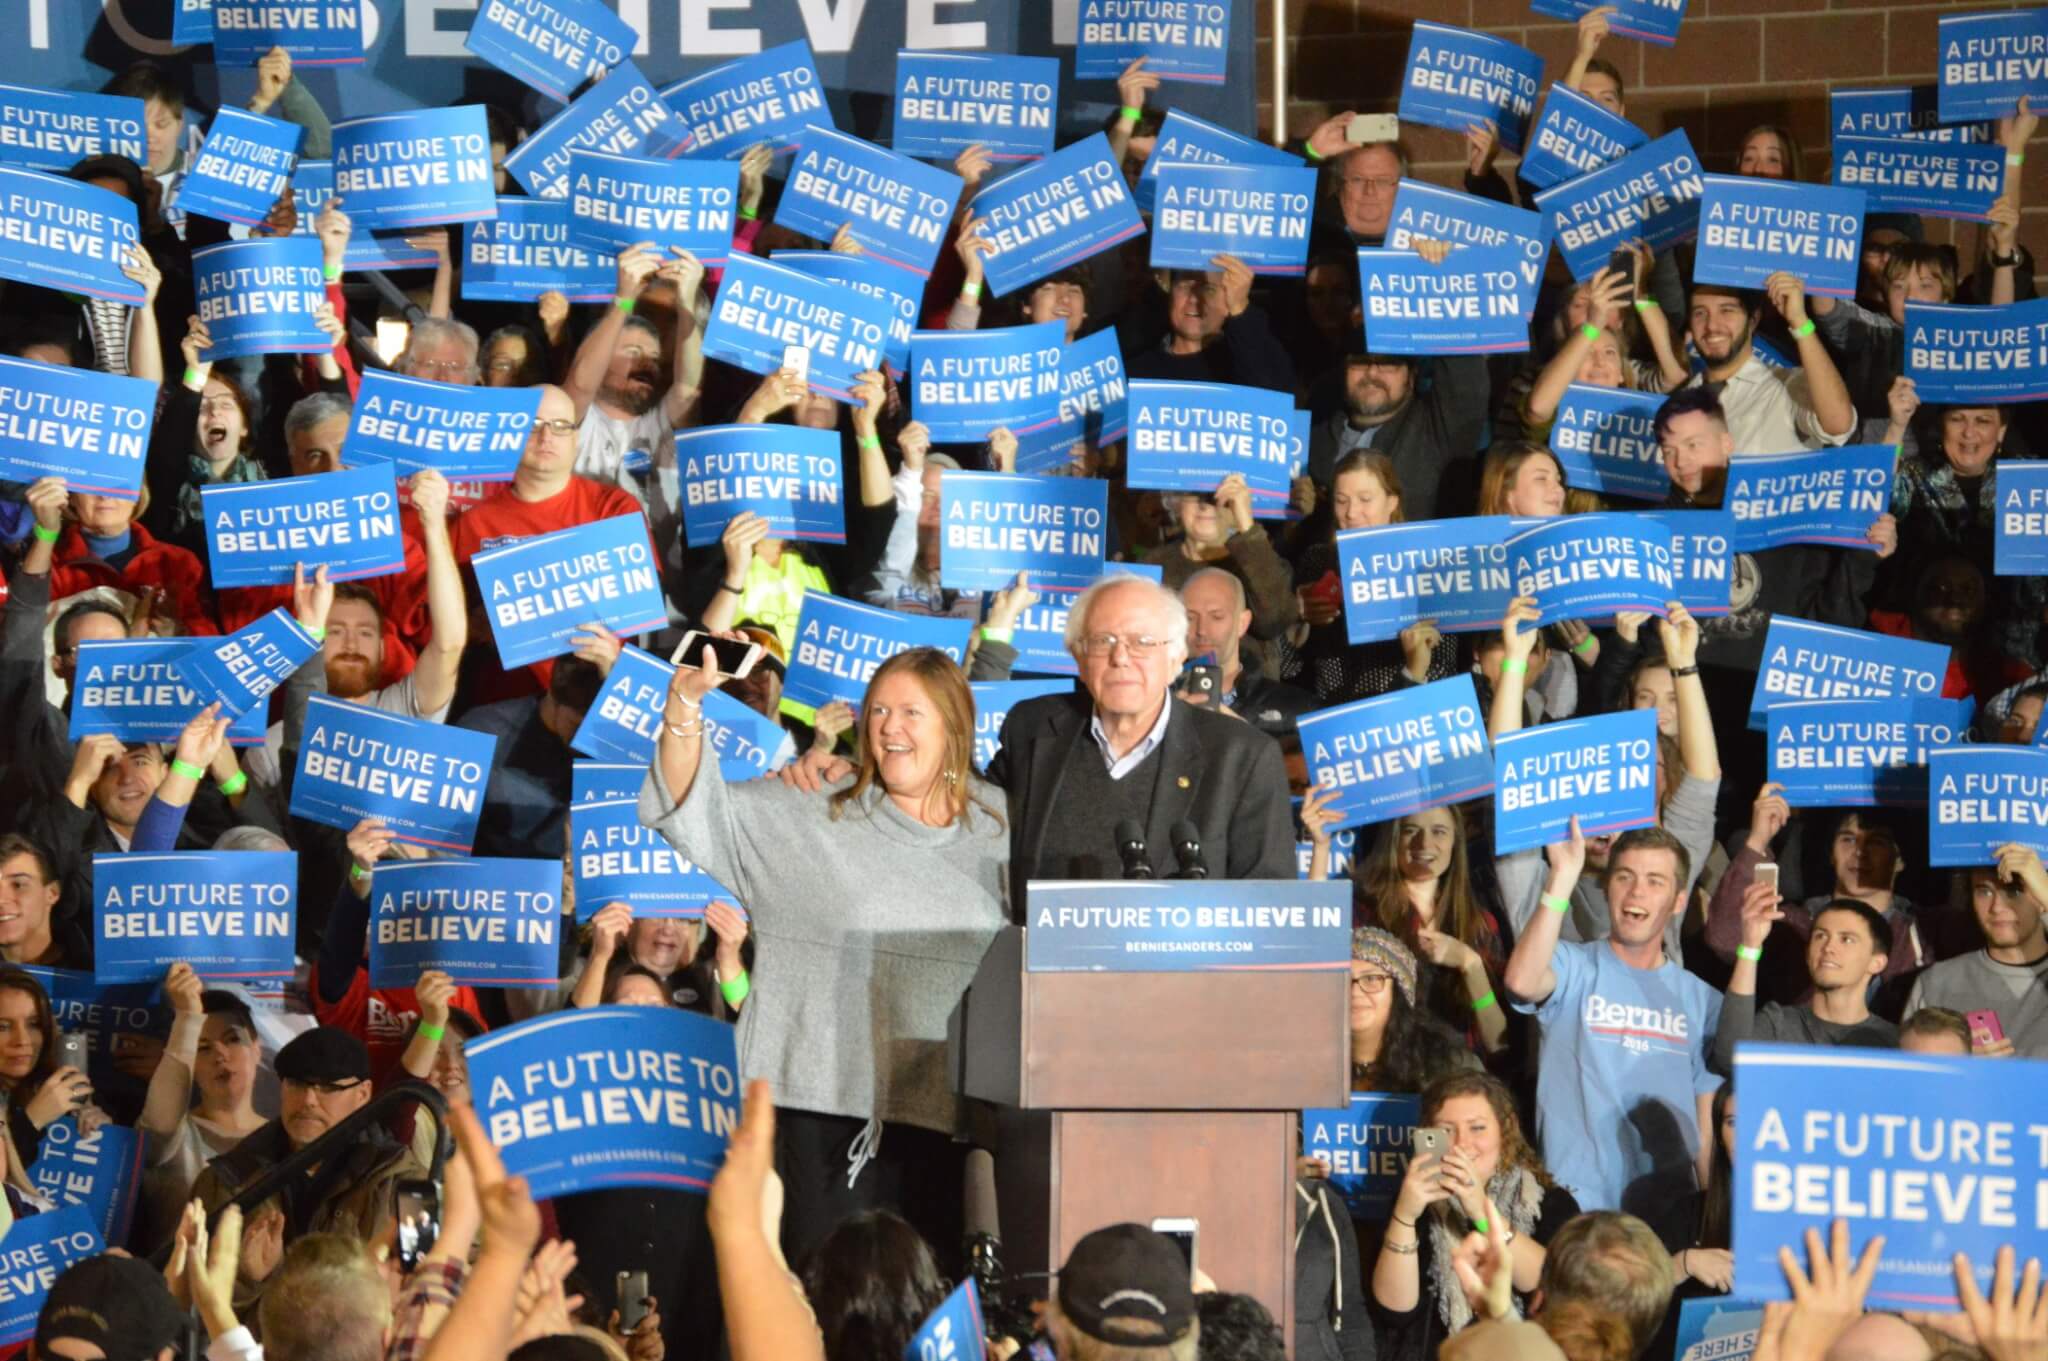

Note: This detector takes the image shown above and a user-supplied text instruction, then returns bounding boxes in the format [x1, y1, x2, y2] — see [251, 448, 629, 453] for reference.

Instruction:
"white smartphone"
[783, 344, 812, 388]
[1347, 113, 1400, 145]
[672, 630, 763, 680]
[1755, 862, 1779, 896]
[1150, 1217, 1198, 1280]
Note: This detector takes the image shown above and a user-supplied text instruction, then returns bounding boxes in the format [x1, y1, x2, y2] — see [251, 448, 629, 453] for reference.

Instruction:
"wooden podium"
[951, 923, 1350, 1350]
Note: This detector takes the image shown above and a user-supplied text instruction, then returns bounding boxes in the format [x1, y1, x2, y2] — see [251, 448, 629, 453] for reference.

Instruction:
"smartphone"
[672, 630, 763, 680]
[1173, 662, 1222, 704]
[1755, 863, 1779, 897]
[1346, 113, 1400, 145]
[616, 1270, 651, 1330]
[783, 344, 812, 388]
[1303, 571, 1342, 612]
[1412, 1125, 1449, 1159]
[1150, 1217, 1198, 1280]
[1967, 1009, 2006, 1049]
[1606, 247, 1636, 301]
[55, 1032, 88, 1075]
[394, 1178, 441, 1272]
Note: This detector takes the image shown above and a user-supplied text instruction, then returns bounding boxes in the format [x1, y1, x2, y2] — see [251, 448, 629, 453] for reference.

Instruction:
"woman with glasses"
[480, 323, 552, 388]
[641, 643, 1007, 1269]
[1342, 929, 1479, 1096]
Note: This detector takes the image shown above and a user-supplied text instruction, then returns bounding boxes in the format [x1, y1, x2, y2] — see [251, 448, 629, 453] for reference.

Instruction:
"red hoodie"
[50, 521, 218, 635]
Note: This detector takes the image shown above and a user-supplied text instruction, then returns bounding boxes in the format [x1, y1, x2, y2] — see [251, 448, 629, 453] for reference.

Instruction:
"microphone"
[1171, 820, 1209, 880]
[1115, 821, 1152, 879]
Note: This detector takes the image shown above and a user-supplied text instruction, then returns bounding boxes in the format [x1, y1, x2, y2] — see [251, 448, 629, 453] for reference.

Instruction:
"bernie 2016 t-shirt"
[1514, 939, 1724, 1213]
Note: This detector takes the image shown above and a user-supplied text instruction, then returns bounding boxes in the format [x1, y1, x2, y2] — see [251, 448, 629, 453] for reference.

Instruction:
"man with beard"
[1671, 272, 1855, 455]
[1301, 351, 1489, 523]
[1906, 844, 2048, 1056]
[1505, 822, 1722, 1216]
[1709, 891, 1898, 1073]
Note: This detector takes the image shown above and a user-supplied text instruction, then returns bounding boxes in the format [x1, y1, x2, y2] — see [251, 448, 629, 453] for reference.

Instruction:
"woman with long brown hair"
[1352, 809, 1507, 1056]
[640, 639, 1007, 1267]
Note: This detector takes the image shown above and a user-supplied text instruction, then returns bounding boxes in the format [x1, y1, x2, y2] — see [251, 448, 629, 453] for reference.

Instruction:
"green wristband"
[1499, 657, 1528, 676]
[1580, 323, 1602, 342]
[1472, 990, 1498, 1013]
[31, 523, 59, 544]
[721, 971, 751, 1007]
[960, 279, 983, 301]
[304, 624, 325, 642]
[856, 434, 882, 451]
[182, 365, 204, 389]
[979, 625, 1014, 644]
[1632, 299, 1656, 312]
[1791, 318, 1816, 339]
[416, 1022, 446, 1044]
[738, 204, 758, 221]
[614, 295, 636, 314]
[169, 759, 206, 781]
[322, 261, 343, 281]
[1571, 634, 1595, 656]
[1736, 945, 1763, 962]
[350, 863, 371, 882]
[1303, 140, 1324, 162]
[1542, 894, 1570, 915]
[1472, 1216, 1490, 1233]
[1119, 106, 1143, 123]
[216, 770, 249, 796]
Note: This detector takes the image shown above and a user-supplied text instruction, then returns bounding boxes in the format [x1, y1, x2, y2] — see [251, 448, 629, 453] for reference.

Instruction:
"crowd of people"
[2, 7, 2048, 1361]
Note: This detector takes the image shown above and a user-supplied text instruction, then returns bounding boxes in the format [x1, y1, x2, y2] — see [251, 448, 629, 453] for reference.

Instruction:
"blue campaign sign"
[1534, 130, 1706, 281]
[970, 678, 1071, 769]
[1017, 327, 1128, 473]
[465, 197, 614, 304]
[0, 1209, 103, 1347]
[292, 160, 440, 271]
[1024, 880, 1350, 972]
[659, 41, 833, 160]
[1748, 616, 1950, 731]
[1386, 179, 1550, 320]
[1833, 85, 1989, 143]
[1299, 676, 1494, 830]
[1732, 1044, 2048, 1306]
[1137, 109, 1300, 215]
[1693, 176, 1865, 298]
[1005, 564, 1163, 676]
[1399, 22, 1543, 153]
[1905, 299, 2048, 404]
[1295, 804, 1359, 881]
[21, 967, 172, 1091]
[1076, 0, 1230, 82]
[784, 594, 974, 711]
[1997, 461, 2048, 575]
[1642, 509, 1737, 617]
[1724, 444, 1895, 552]
[1768, 697, 1973, 808]
[473, 515, 667, 669]
[1124, 378, 1296, 509]
[893, 52, 1058, 162]
[1494, 709, 1659, 854]
[507, 64, 693, 201]
[675, 424, 845, 548]
[1528, 0, 1686, 44]
[368, 858, 562, 990]
[1150, 163, 1316, 274]
[192, 236, 328, 361]
[465, 1005, 739, 1198]
[332, 108, 497, 229]
[0, 354, 154, 498]
[173, 0, 213, 44]
[0, 86, 144, 174]
[1674, 1300, 1764, 1361]
[0, 168, 144, 304]
[771, 249, 917, 377]
[69, 638, 267, 748]
[176, 106, 302, 227]
[30, 1117, 143, 1249]
[1549, 384, 1667, 502]
[1302, 1092, 1421, 1221]
[777, 126, 963, 277]
[1507, 514, 1676, 625]
[172, 608, 320, 720]
[939, 471, 1109, 591]
[465, 0, 638, 104]
[93, 851, 297, 986]
[909, 321, 1066, 442]
[1939, 10, 2048, 124]
[1358, 247, 1530, 355]
[700, 686, 797, 783]
[1832, 136, 2005, 222]
[568, 150, 738, 263]
[1929, 745, 2048, 866]
[1335, 517, 1515, 643]
[201, 462, 407, 587]
[571, 644, 675, 765]
[213, 0, 365, 65]
[1519, 84, 1647, 191]
[970, 132, 1146, 298]
[572, 762, 739, 918]
[702, 251, 893, 401]
[907, 1279, 985, 1361]
[293, 693, 497, 851]
[349, 369, 538, 482]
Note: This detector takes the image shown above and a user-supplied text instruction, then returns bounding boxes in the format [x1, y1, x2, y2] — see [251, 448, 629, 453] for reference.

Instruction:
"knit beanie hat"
[1349, 926, 1417, 1006]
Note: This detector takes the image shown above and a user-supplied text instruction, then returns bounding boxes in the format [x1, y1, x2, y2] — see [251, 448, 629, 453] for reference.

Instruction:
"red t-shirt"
[217, 504, 434, 648]
[311, 963, 484, 1085]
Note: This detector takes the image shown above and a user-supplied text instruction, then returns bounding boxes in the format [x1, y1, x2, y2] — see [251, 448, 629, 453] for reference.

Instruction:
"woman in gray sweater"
[639, 641, 1008, 1266]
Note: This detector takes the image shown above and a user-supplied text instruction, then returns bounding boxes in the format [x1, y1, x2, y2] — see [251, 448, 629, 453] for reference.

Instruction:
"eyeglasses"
[1079, 632, 1165, 658]
[1351, 972, 1392, 995]
[617, 344, 662, 365]
[530, 419, 578, 437]
[196, 397, 239, 414]
[1339, 175, 1400, 195]
[484, 357, 522, 374]
[409, 358, 473, 378]
[286, 1077, 366, 1097]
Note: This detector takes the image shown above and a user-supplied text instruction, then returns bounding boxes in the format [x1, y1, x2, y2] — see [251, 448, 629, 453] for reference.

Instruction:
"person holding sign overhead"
[1671, 270, 1856, 457]
[1518, 253, 1686, 438]
[1143, 473, 1299, 678]
[640, 641, 1007, 1265]
[1127, 255, 1294, 394]
[1352, 808, 1507, 1057]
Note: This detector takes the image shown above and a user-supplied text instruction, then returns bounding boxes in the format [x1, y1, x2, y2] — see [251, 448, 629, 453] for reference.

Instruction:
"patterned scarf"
[176, 453, 267, 537]
[1426, 1164, 1548, 1337]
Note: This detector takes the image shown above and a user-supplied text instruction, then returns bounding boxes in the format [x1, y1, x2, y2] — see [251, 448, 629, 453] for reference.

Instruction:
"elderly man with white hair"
[982, 573, 1296, 911]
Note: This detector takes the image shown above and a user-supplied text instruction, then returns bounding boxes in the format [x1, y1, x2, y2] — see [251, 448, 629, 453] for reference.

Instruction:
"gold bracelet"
[664, 720, 703, 739]
[669, 685, 702, 709]
[1384, 1238, 1418, 1255]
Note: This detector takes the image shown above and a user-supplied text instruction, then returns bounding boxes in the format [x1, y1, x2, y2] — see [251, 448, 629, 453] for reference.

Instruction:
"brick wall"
[1254, 0, 2048, 269]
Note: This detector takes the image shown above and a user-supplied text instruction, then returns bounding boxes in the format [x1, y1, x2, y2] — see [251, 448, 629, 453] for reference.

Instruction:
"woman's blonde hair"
[830, 647, 1003, 831]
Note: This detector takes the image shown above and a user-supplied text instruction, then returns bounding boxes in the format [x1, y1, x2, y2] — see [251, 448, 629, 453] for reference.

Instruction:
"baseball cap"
[276, 1026, 370, 1085]
[38, 1255, 187, 1361]
[1056, 1224, 1195, 1346]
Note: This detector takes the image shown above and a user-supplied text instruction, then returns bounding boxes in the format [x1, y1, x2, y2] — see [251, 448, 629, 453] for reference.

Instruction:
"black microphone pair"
[1114, 820, 1209, 879]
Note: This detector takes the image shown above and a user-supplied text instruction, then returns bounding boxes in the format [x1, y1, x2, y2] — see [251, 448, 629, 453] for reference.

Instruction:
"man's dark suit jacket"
[983, 692, 1298, 920]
